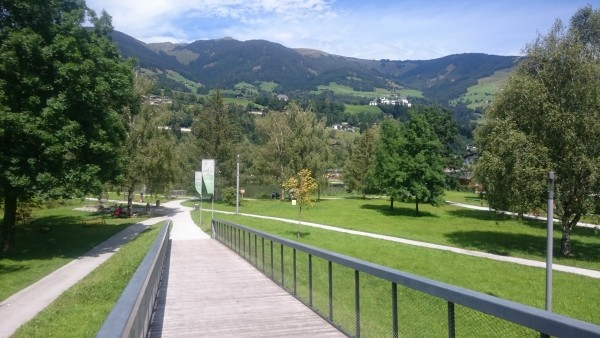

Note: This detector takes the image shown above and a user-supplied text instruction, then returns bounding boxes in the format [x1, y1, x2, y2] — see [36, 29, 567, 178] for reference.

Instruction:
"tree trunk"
[297, 206, 302, 238]
[560, 224, 572, 256]
[2, 189, 18, 253]
[390, 196, 394, 209]
[127, 186, 134, 214]
[415, 198, 419, 216]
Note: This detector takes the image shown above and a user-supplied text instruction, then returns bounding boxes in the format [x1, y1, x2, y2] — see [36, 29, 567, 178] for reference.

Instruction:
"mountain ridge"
[110, 31, 517, 104]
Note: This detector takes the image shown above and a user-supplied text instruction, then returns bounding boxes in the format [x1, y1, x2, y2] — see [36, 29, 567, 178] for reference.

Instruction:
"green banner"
[202, 159, 215, 195]
[194, 171, 203, 196]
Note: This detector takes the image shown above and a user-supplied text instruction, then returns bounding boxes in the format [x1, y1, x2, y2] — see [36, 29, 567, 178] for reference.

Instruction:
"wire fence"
[212, 219, 600, 338]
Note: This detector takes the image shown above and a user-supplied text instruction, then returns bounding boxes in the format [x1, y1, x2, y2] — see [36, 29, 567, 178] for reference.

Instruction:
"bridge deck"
[149, 238, 344, 337]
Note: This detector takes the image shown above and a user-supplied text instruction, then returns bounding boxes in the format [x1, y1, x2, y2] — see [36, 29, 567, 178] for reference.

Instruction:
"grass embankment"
[12, 223, 162, 337]
[186, 193, 600, 325]
[0, 203, 144, 302]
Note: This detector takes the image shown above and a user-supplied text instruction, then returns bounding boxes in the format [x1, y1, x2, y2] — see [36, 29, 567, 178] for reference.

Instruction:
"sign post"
[202, 159, 215, 220]
[194, 171, 203, 227]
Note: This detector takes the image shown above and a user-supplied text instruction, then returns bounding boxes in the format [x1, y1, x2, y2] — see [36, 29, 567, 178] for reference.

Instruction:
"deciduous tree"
[402, 112, 446, 215]
[344, 126, 379, 198]
[192, 89, 242, 191]
[474, 5, 600, 255]
[282, 169, 318, 237]
[0, 1, 136, 252]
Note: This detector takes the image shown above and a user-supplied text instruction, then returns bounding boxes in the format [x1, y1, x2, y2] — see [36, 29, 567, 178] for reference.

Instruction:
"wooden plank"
[149, 239, 345, 337]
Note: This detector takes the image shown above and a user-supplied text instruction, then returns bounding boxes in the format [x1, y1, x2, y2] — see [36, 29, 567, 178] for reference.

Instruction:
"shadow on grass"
[2, 215, 135, 261]
[360, 204, 438, 218]
[445, 230, 600, 262]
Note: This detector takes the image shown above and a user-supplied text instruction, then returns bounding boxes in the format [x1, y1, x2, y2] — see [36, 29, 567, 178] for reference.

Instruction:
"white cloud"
[86, 0, 595, 60]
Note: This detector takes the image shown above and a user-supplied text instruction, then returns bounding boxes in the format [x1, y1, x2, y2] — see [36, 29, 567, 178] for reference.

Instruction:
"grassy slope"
[12, 224, 162, 338]
[185, 192, 600, 324]
[451, 68, 512, 109]
[0, 203, 142, 301]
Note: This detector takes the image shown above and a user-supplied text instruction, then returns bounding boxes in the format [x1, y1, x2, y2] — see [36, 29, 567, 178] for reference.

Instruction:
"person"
[140, 191, 144, 203]
[113, 204, 123, 218]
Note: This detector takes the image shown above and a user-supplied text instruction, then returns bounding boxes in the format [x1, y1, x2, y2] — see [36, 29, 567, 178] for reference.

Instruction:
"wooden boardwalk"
[148, 238, 344, 337]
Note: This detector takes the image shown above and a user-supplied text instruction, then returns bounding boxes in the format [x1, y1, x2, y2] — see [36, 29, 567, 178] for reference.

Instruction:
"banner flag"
[202, 159, 215, 195]
[194, 171, 203, 196]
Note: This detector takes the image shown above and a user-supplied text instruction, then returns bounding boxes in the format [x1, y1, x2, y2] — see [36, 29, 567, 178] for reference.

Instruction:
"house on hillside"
[369, 96, 411, 107]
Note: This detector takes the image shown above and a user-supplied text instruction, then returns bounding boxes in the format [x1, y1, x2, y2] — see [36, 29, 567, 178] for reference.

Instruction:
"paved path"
[148, 216, 343, 337]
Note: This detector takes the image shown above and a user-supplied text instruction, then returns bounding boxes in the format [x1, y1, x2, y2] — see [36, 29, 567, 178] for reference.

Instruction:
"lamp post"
[236, 154, 240, 214]
[546, 171, 554, 312]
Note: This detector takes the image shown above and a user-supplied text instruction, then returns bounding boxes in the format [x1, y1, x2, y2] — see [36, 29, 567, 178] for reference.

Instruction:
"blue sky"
[86, 0, 594, 60]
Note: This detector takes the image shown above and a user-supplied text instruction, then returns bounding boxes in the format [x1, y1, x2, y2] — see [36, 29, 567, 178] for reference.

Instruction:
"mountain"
[110, 31, 517, 104]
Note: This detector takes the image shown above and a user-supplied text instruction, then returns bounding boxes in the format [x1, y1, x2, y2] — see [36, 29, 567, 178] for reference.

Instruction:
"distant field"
[166, 70, 200, 94]
[259, 81, 278, 92]
[234, 82, 259, 96]
[315, 82, 424, 100]
[452, 68, 513, 109]
[344, 104, 383, 115]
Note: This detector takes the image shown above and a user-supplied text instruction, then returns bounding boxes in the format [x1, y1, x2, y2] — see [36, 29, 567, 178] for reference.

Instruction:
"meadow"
[189, 193, 600, 325]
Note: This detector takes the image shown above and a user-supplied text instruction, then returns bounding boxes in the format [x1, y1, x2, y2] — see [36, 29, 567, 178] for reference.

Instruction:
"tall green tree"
[474, 6, 600, 255]
[373, 118, 406, 209]
[192, 89, 242, 191]
[402, 112, 446, 215]
[120, 74, 178, 211]
[344, 126, 379, 198]
[254, 103, 330, 195]
[0, 1, 136, 252]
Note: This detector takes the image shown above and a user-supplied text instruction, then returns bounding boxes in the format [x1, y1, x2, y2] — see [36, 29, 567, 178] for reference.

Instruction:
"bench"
[81, 216, 106, 227]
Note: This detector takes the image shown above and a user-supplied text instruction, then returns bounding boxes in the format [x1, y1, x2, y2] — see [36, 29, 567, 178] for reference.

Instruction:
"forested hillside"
[110, 31, 516, 105]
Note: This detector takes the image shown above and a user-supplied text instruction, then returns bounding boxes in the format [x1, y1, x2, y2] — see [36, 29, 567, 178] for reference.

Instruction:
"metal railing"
[97, 221, 171, 338]
[211, 219, 600, 338]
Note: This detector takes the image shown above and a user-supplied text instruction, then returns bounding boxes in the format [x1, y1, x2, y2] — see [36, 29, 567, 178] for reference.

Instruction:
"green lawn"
[185, 192, 600, 326]
[187, 196, 600, 271]
[344, 104, 383, 115]
[12, 223, 162, 338]
[0, 202, 146, 302]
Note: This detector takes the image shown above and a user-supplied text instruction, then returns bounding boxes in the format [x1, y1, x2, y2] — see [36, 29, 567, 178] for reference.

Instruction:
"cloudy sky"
[86, 0, 593, 60]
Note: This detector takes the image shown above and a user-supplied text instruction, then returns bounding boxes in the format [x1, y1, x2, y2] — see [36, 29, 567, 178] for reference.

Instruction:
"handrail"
[96, 220, 171, 338]
[212, 219, 600, 338]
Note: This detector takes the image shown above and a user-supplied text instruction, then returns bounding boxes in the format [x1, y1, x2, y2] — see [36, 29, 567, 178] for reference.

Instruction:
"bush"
[222, 187, 240, 206]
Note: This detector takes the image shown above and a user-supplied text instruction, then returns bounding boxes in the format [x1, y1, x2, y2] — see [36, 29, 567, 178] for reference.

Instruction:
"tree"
[254, 103, 330, 196]
[373, 118, 406, 209]
[282, 169, 318, 237]
[0, 1, 136, 252]
[402, 112, 446, 215]
[474, 6, 600, 255]
[192, 89, 242, 192]
[344, 126, 379, 198]
[120, 74, 178, 211]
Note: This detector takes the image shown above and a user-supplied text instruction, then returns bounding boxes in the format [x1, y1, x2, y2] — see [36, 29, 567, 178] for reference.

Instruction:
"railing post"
[448, 301, 455, 338]
[270, 240, 274, 278]
[355, 269, 361, 338]
[293, 249, 297, 295]
[280, 244, 284, 286]
[309, 254, 313, 307]
[261, 237, 265, 272]
[392, 282, 398, 338]
[254, 235, 258, 267]
[328, 261, 333, 321]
